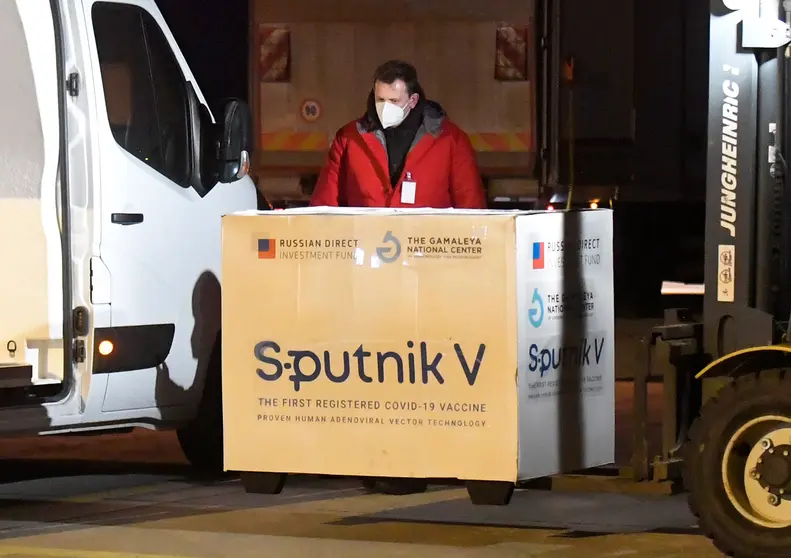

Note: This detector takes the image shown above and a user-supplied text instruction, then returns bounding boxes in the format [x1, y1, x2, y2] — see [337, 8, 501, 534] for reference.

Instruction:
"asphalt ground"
[0, 382, 724, 558]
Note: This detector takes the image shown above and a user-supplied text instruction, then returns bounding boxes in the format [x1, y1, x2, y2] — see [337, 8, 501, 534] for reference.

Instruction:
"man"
[310, 60, 487, 208]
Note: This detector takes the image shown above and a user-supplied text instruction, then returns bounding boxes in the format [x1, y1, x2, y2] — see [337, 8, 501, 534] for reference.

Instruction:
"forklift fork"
[630, 308, 706, 484]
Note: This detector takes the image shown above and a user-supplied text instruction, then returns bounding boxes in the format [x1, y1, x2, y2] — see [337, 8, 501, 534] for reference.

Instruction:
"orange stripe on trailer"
[301, 132, 330, 150]
[279, 133, 315, 150]
[487, 133, 510, 152]
[510, 132, 532, 151]
[467, 134, 489, 151]
[467, 133, 532, 152]
[260, 132, 531, 152]
[259, 132, 286, 150]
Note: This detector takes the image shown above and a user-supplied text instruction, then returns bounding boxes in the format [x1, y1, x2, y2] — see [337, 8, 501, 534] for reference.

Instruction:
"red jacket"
[310, 102, 486, 208]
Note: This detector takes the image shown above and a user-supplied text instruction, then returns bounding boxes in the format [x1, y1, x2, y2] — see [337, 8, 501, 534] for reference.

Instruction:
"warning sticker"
[717, 244, 735, 303]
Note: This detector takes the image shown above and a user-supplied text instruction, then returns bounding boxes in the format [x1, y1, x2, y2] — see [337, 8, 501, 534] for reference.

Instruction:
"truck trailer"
[248, 0, 550, 207]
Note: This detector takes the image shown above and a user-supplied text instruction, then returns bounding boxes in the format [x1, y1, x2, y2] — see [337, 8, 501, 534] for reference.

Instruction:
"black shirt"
[383, 101, 424, 186]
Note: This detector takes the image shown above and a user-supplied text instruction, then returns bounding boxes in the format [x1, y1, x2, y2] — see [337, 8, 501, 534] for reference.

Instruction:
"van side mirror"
[185, 85, 252, 196]
[217, 99, 252, 184]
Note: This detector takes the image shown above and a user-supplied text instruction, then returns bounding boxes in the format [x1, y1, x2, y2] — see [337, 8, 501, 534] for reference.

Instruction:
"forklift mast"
[704, 0, 791, 358]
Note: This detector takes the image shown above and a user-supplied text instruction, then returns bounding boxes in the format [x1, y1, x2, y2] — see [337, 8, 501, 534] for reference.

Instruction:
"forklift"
[647, 0, 791, 556]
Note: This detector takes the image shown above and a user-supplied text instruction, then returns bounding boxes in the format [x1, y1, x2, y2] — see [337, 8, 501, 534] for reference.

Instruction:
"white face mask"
[376, 100, 410, 129]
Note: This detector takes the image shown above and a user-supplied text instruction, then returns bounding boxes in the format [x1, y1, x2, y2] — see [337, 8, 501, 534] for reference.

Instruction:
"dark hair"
[373, 60, 425, 98]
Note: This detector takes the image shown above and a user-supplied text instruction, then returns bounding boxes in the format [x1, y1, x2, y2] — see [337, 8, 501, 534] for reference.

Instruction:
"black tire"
[177, 340, 224, 475]
[682, 370, 791, 558]
[240, 472, 287, 494]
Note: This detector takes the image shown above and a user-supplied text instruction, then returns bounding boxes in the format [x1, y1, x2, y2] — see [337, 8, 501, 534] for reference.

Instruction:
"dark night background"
[155, 0, 710, 318]
[156, 0, 250, 106]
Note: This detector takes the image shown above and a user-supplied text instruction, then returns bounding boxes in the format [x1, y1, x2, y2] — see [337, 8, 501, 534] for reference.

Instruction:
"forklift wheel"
[683, 370, 791, 558]
[361, 477, 429, 495]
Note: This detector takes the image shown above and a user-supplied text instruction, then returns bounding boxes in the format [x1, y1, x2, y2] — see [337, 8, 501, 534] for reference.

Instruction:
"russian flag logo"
[532, 241, 544, 269]
[258, 238, 277, 259]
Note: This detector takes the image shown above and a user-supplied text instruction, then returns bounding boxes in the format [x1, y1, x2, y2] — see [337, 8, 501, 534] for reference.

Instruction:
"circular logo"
[300, 99, 322, 123]
[376, 231, 401, 264]
[528, 288, 544, 328]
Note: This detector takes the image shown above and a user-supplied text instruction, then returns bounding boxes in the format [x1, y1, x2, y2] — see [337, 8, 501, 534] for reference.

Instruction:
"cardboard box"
[222, 208, 614, 482]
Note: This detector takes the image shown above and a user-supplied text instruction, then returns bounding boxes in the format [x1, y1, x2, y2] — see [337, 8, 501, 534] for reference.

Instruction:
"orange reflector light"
[98, 340, 114, 356]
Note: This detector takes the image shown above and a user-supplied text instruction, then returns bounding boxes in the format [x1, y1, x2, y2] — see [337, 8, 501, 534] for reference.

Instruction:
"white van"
[0, 0, 257, 470]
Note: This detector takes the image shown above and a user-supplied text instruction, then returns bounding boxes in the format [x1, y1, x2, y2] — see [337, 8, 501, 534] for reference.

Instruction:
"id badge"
[401, 172, 416, 204]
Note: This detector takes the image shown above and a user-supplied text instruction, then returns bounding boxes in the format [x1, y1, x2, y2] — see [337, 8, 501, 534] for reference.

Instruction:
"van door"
[0, 0, 87, 423]
[84, 0, 255, 414]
